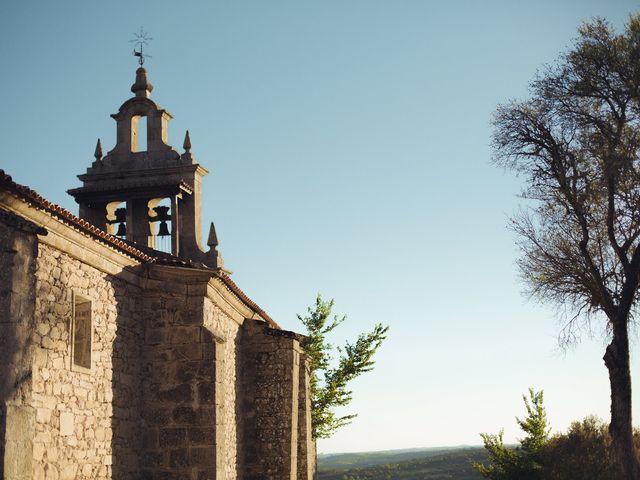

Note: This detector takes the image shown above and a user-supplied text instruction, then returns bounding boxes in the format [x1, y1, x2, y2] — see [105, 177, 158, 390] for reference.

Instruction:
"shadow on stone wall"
[108, 267, 146, 480]
[138, 279, 221, 479]
[0, 214, 41, 480]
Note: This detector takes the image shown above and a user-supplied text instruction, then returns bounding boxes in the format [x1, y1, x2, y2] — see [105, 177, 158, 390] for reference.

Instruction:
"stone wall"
[203, 296, 242, 480]
[297, 360, 315, 480]
[241, 320, 304, 480]
[0, 212, 41, 480]
[30, 244, 144, 479]
[141, 266, 245, 480]
[0, 205, 317, 480]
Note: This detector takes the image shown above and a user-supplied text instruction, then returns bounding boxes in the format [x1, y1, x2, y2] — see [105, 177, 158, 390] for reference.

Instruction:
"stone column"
[177, 177, 203, 258]
[170, 195, 180, 257]
[126, 198, 151, 246]
[297, 355, 315, 480]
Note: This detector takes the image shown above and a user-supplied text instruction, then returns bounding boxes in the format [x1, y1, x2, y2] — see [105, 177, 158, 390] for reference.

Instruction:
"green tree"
[298, 295, 388, 439]
[474, 389, 550, 480]
[492, 15, 640, 478]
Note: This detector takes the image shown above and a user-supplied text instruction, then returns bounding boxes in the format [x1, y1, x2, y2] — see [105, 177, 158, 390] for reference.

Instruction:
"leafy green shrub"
[475, 389, 640, 480]
[474, 389, 549, 480]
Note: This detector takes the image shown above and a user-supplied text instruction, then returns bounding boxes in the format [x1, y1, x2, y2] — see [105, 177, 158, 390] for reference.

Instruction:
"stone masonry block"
[144, 328, 169, 345]
[176, 361, 214, 383]
[173, 344, 203, 361]
[195, 407, 215, 424]
[144, 407, 172, 425]
[156, 383, 192, 403]
[173, 406, 198, 425]
[159, 428, 187, 448]
[59, 411, 74, 436]
[187, 427, 215, 446]
[170, 326, 202, 344]
[190, 447, 216, 468]
[197, 382, 215, 403]
[142, 428, 159, 449]
[169, 448, 190, 468]
[196, 469, 216, 480]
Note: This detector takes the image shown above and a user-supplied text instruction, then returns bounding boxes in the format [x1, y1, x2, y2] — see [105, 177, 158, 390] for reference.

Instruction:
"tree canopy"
[493, 15, 640, 478]
[298, 295, 388, 439]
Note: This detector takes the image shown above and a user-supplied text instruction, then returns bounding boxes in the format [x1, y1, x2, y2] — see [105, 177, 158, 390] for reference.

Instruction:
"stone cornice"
[0, 169, 152, 263]
[142, 264, 270, 327]
[0, 192, 143, 285]
[207, 276, 263, 325]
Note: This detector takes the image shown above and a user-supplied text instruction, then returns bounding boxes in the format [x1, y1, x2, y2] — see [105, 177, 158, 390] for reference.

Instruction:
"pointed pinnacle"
[94, 139, 103, 160]
[207, 222, 219, 248]
[183, 130, 191, 152]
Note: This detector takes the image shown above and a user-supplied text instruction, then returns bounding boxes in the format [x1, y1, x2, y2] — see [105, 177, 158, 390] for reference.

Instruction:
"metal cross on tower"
[130, 27, 153, 66]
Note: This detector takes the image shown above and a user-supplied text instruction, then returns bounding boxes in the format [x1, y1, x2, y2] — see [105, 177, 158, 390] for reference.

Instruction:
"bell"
[116, 222, 127, 237]
[114, 207, 127, 223]
[157, 221, 170, 237]
[153, 205, 171, 221]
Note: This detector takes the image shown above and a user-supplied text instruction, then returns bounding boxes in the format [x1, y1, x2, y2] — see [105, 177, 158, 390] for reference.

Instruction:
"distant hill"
[317, 446, 487, 480]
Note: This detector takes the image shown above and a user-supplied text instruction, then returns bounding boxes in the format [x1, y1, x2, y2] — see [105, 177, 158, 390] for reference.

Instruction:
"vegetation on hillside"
[319, 447, 481, 471]
[318, 447, 487, 480]
[317, 390, 640, 480]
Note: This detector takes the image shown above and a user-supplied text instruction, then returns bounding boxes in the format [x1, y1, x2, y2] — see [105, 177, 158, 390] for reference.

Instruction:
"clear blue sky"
[1, 0, 639, 454]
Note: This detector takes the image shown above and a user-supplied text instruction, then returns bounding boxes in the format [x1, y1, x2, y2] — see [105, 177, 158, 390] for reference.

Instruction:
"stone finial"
[207, 222, 227, 272]
[94, 139, 103, 161]
[207, 222, 219, 248]
[183, 130, 192, 152]
[131, 67, 154, 98]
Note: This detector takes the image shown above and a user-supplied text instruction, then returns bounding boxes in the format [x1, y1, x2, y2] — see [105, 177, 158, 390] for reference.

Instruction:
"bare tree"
[493, 15, 640, 479]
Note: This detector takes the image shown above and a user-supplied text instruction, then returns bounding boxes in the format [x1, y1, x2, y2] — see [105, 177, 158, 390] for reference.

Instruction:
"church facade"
[0, 67, 315, 480]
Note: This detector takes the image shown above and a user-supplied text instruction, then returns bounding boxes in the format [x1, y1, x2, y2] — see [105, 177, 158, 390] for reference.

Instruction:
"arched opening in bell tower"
[148, 197, 172, 253]
[131, 115, 147, 152]
[106, 201, 127, 239]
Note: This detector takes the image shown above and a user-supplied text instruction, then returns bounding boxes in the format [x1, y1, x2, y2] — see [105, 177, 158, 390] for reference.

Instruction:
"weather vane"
[130, 27, 153, 66]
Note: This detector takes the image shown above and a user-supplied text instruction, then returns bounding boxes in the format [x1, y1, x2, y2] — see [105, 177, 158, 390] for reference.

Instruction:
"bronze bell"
[116, 222, 127, 237]
[157, 220, 170, 237]
[153, 205, 171, 237]
[114, 207, 127, 223]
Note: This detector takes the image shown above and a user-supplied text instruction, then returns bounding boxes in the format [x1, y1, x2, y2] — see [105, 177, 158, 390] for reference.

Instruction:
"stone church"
[0, 66, 316, 480]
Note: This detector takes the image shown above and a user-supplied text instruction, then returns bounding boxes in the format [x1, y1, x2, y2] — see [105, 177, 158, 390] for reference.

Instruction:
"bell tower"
[68, 67, 223, 269]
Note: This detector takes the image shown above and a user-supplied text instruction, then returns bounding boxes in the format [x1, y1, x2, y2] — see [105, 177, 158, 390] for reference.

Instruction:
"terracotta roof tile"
[0, 169, 153, 261]
[217, 272, 280, 329]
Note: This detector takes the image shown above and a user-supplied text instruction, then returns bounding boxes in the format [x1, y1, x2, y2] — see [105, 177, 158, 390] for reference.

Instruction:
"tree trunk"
[604, 320, 640, 480]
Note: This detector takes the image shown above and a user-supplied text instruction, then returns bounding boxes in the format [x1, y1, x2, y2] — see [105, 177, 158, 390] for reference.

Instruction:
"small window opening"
[72, 294, 92, 371]
[131, 115, 147, 152]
